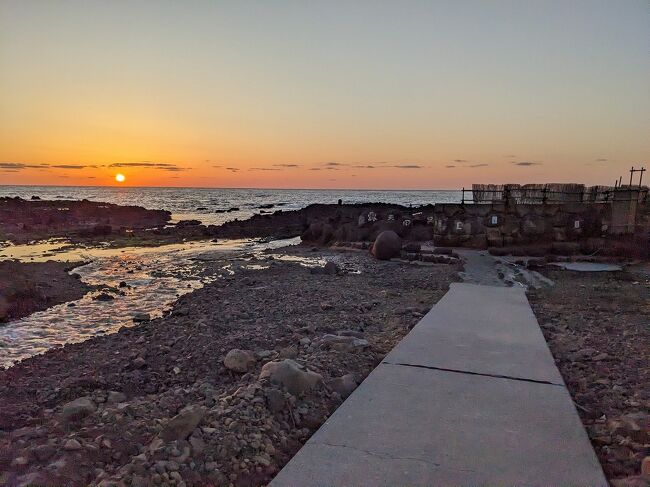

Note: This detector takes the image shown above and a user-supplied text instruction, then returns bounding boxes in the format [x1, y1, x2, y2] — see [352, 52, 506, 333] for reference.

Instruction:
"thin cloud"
[226, 167, 240, 172]
[309, 168, 321, 171]
[50, 164, 97, 169]
[272, 163, 300, 168]
[512, 161, 541, 166]
[447, 160, 487, 168]
[110, 162, 175, 167]
[249, 167, 280, 171]
[391, 164, 422, 169]
[0, 162, 47, 170]
[109, 162, 188, 172]
[323, 162, 346, 167]
[595, 158, 608, 162]
[212, 165, 223, 168]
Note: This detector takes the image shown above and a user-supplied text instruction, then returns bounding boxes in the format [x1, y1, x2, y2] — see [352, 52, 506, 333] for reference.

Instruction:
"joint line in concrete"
[383, 361, 565, 387]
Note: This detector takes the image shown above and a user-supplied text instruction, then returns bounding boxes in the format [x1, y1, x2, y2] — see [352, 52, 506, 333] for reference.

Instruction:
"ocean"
[0, 186, 463, 226]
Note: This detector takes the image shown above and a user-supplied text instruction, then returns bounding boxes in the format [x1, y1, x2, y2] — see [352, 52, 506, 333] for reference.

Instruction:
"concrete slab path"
[384, 283, 564, 384]
[271, 283, 607, 486]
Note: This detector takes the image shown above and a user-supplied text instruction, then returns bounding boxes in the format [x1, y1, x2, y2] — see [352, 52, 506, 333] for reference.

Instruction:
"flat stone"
[271, 364, 606, 486]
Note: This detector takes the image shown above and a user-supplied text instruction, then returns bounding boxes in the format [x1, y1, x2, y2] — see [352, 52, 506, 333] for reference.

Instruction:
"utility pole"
[629, 166, 646, 188]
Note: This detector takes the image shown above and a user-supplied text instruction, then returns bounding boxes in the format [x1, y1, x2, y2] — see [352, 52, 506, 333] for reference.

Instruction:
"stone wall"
[433, 202, 611, 248]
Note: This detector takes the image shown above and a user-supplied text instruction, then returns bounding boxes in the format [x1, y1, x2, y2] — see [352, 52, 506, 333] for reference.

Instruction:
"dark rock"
[93, 292, 114, 301]
[176, 219, 202, 227]
[61, 397, 96, 422]
[223, 349, 256, 373]
[371, 231, 402, 260]
[159, 405, 206, 442]
[328, 374, 357, 399]
[265, 388, 286, 413]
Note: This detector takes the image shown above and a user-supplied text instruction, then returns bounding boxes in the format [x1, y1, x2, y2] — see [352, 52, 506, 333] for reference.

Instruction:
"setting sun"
[115, 173, 125, 183]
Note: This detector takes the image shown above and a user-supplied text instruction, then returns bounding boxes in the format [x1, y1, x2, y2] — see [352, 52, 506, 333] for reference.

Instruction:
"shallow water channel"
[0, 237, 312, 368]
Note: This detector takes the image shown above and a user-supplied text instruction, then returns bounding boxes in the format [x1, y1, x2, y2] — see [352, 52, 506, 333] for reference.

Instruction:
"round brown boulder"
[371, 230, 402, 260]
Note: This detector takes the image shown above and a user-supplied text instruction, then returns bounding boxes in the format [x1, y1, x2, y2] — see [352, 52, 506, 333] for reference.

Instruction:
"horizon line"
[0, 183, 465, 192]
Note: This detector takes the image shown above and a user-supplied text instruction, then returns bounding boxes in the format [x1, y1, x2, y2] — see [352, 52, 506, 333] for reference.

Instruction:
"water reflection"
[0, 237, 304, 368]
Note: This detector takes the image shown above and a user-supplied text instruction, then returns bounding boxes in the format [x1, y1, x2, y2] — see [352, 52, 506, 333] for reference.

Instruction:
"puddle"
[550, 262, 622, 272]
[0, 237, 301, 368]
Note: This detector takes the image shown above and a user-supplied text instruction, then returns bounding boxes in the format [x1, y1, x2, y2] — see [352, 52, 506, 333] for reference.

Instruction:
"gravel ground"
[0, 247, 459, 487]
[528, 268, 650, 485]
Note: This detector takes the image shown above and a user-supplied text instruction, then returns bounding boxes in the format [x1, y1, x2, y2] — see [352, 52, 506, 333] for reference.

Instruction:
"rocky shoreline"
[0, 261, 92, 323]
[0, 247, 459, 486]
[0, 197, 171, 244]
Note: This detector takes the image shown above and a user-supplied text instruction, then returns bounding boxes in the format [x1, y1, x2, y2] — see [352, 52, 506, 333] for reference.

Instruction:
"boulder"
[159, 405, 206, 442]
[258, 359, 322, 396]
[224, 349, 256, 373]
[371, 230, 402, 260]
[61, 397, 96, 422]
[328, 374, 358, 399]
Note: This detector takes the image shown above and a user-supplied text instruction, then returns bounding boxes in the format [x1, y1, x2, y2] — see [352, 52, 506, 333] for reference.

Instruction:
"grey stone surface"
[384, 282, 565, 384]
[271, 364, 606, 487]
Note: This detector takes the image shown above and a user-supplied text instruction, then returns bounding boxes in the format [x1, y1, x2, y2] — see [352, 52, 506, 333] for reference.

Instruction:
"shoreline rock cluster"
[0, 197, 171, 244]
[0, 261, 92, 323]
[0, 248, 459, 486]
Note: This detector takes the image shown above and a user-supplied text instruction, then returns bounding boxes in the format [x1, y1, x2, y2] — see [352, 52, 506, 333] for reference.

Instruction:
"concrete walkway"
[271, 283, 606, 486]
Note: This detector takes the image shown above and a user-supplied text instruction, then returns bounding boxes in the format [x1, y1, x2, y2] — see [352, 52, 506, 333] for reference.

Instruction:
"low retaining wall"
[433, 202, 611, 248]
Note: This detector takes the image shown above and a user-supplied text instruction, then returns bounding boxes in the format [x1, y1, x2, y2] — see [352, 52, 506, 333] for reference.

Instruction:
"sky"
[0, 0, 648, 189]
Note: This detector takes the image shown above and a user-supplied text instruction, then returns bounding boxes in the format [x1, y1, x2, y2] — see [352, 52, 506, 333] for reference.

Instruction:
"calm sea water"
[0, 186, 462, 226]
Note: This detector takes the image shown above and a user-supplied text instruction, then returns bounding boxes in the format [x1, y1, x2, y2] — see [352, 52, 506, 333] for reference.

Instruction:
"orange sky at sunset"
[1, 1, 648, 189]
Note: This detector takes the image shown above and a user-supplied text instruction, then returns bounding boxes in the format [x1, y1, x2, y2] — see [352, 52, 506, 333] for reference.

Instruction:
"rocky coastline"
[0, 247, 459, 486]
[0, 197, 648, 486]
